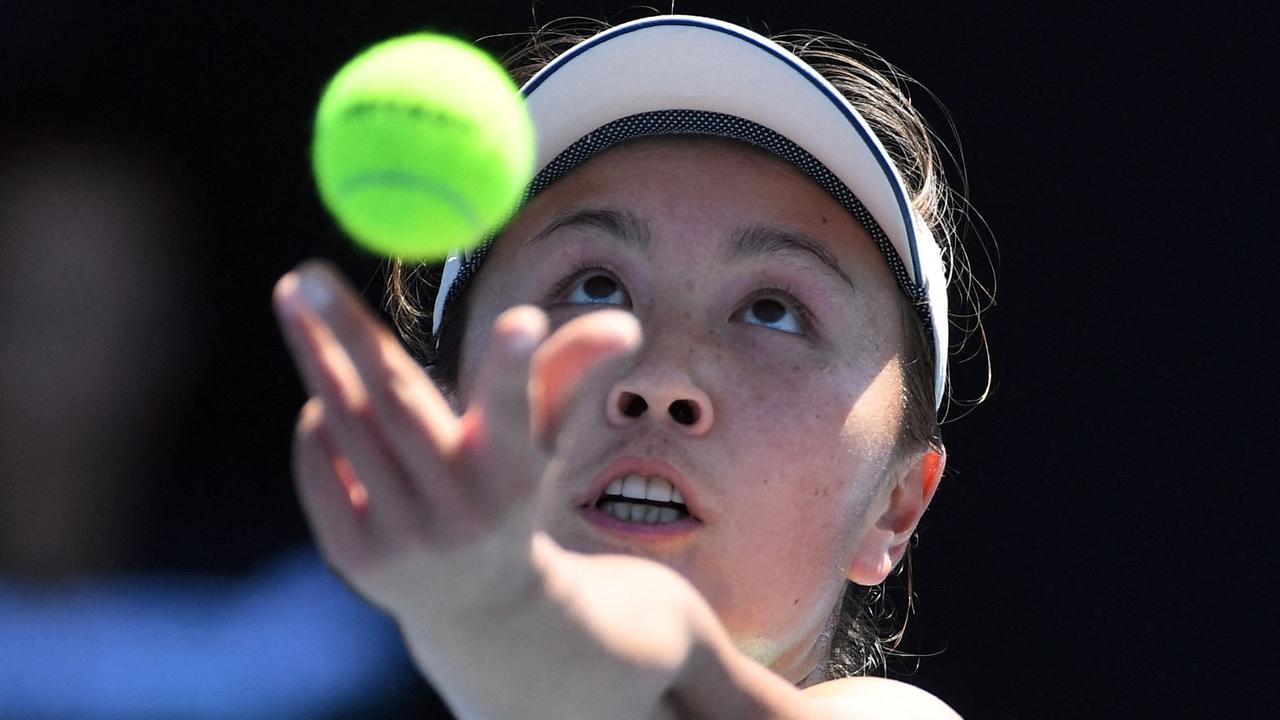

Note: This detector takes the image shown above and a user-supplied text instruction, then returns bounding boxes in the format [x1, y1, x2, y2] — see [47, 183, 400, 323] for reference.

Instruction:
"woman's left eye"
[562, 271, 628, 306]
[739, 294, 807, 335]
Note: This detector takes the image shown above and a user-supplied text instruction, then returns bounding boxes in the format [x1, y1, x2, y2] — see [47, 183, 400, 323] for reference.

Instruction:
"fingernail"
[503, 326, 538, 356]
[298, 270, 333, 311]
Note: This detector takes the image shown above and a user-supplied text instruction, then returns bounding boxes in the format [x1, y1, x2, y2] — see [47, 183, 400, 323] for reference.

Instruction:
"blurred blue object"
[0, 547, 415, 719]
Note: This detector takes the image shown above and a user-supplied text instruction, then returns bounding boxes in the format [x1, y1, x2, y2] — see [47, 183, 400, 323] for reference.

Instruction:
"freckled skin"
[456, 137, 908, 683]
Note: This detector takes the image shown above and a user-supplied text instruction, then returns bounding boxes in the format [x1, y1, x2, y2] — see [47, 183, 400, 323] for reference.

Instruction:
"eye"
[553, 265, 630, 307]
[738, 292, 810, 335]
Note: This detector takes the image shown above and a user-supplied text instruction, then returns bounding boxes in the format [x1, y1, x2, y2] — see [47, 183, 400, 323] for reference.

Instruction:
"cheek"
[836, 359, 906, 465]
[450, 270, 534, 404]
[452, 309, 499, 406]
[722, 353, 903, 541]
[710, 367, 899, 642]
[729, 349, 897, 465]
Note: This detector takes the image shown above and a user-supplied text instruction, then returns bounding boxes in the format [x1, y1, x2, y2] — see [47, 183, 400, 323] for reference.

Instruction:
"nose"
[605, 366, 714, 436]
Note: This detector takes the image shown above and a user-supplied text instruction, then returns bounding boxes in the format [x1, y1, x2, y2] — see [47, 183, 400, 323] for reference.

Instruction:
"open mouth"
[592, 473, 691, 525]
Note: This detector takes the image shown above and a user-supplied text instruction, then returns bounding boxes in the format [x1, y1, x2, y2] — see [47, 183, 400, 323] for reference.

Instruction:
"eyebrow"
[523, 207, 652, 253]
[727, 224, 857, 297]
[524, 206, 854, 296]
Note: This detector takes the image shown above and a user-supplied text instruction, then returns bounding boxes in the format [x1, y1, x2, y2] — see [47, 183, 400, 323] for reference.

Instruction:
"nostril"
[668, 399, 699, 426]
[619, 392, 648, 418]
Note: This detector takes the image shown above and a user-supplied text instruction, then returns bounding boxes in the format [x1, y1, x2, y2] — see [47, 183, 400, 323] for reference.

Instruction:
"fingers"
[458, 306, 549, 506]
[530, 309, 642, 449]
[292, 398, 371, 569]
[275, 261, 640, 555]
[274, 262, 458, 538]
[275, 261, 459, 454]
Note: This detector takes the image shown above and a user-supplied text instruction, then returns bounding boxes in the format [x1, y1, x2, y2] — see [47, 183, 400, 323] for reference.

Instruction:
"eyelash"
[742, 283, 816, 335]
[546, 260, 621, 305]
[548, 260, 816, 335]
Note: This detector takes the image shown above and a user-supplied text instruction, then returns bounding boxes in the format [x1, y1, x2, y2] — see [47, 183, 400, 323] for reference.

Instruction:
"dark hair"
[386, 15, 989, 681]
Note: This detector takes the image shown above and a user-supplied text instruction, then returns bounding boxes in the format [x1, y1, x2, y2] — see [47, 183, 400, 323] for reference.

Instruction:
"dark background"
[2, 1, 1275, 717]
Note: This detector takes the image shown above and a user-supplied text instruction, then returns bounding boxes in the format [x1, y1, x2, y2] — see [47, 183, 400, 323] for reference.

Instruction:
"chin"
[732, 634, 785, 667]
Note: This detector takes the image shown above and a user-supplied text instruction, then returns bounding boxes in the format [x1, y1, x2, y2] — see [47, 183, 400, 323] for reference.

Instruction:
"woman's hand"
[273, 260, 639, 624]
[275, 261, 720, 718]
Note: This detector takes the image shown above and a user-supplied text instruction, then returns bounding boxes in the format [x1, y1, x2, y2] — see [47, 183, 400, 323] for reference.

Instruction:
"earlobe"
[846, 446, 946, 585]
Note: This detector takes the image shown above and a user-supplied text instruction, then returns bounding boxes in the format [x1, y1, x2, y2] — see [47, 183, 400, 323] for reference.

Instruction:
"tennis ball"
[312, 33, 535, 260]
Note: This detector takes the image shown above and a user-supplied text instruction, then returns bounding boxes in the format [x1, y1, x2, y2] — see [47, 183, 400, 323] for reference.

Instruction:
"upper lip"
[577, 456, 707, 521]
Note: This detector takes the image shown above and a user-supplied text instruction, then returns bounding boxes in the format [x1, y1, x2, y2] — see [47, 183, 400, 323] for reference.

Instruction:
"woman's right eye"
[559, 271, 629, 307]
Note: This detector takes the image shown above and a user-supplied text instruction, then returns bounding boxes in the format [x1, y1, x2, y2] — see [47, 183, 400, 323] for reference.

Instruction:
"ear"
[846, 446, 946, 586]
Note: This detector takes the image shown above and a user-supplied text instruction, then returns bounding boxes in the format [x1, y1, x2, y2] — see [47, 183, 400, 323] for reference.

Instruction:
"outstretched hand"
[272, 260, 641, 624]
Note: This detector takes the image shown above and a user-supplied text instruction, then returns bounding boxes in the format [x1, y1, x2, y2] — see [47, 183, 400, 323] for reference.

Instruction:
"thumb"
[530, 309, 642, 450]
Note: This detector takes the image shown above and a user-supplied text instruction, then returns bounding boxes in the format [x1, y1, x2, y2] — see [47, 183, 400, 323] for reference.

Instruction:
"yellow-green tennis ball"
[312, 33, 534, 260]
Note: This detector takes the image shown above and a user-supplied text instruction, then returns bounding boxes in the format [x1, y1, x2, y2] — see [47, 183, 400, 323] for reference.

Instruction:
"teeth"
[598, 500, 686, 525]
[645, 478, 673, 503]
[606, 474, 682, 505]
[621, 474, 647, 500]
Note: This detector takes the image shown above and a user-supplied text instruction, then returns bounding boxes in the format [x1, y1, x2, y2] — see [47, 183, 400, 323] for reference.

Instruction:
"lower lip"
[579, 504, 703, 539]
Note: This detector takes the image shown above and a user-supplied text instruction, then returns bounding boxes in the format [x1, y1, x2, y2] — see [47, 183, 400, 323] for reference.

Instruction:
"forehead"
[504, 136, 890, 274]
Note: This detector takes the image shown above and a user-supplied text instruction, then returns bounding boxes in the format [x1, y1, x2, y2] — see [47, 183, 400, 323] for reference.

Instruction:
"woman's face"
[457, 137, 910, 682]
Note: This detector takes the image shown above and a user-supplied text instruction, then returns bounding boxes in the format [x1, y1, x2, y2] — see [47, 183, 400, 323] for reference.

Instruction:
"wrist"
[395, 534, 689, 720]
[664, 600, 759, 719]
[392, 531, 551, 656]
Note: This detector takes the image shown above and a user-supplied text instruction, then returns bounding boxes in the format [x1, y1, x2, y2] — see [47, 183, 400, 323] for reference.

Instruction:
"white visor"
[431, 15, 948, 408]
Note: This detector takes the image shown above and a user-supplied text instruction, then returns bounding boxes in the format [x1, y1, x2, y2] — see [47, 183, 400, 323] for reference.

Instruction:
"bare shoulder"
[801, 676, 963, 719]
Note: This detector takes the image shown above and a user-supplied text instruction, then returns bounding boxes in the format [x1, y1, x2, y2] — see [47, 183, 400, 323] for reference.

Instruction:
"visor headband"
[427, 15, 949, 408]
[435, 108, 929, 336]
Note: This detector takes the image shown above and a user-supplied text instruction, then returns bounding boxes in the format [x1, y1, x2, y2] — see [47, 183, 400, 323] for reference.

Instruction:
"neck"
[740, 597, 839, 688]
[794, 601, 840, 687]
